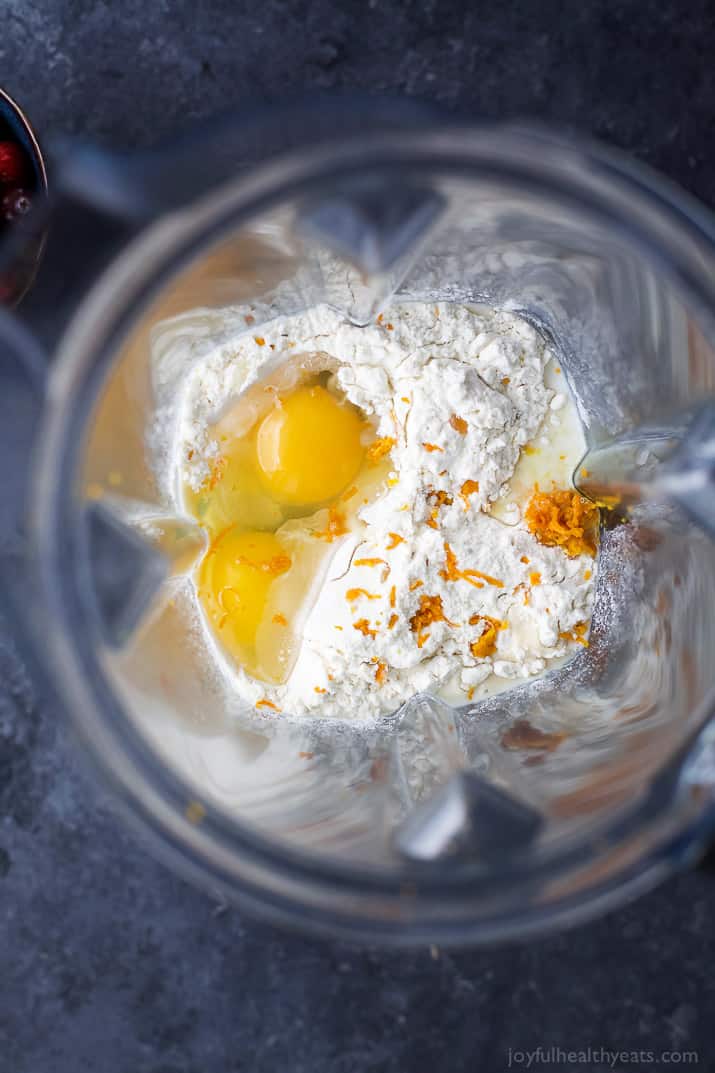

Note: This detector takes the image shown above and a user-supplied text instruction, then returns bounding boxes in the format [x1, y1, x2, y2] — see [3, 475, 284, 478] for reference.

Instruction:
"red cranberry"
[2, 187, 32, 223]
[0, 141, 25, 185]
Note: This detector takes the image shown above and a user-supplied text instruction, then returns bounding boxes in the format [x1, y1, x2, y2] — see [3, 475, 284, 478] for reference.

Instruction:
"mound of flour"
[153, 301, 596, 721]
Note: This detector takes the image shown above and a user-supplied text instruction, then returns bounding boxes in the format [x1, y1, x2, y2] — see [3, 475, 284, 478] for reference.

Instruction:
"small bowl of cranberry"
[0, 87, 47, 306]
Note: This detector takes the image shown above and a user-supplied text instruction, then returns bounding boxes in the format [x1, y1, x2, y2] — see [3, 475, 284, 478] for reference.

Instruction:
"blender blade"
[393, 769, 543, 862]
[296, 177, 445, 324]
[85, 499, 206, 646]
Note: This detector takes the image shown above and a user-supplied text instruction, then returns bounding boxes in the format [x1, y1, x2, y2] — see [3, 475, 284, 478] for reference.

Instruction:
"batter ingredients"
[177, 302, 597, 721]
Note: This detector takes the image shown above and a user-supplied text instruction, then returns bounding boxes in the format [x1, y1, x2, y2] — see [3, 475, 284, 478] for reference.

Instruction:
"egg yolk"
[255, 384, 366, 507]
[190, 377, 388, 684]
[198, 528, 291, 672]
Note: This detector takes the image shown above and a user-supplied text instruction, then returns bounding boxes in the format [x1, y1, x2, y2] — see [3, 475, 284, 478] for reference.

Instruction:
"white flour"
[153, 301, 596, 722]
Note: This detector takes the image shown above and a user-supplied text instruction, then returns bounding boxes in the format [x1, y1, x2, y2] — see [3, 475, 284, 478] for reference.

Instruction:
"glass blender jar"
[3, 100, 715, 944]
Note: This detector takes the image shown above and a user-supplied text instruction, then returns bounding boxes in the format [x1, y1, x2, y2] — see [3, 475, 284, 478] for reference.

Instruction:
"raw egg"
[256, 384, 366, 507]
[198, 527, 292, 676]
[189, 373, 390, 685]
[188, 434, 283, 536]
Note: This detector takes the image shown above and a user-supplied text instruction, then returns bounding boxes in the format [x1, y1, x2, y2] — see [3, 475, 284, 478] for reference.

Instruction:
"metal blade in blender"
[389, 693, 543, 862]
[296, 177, 445, 325]
[393, 770, 543, 863]
[388, 693, 467, 811]
[84, 498, 206, 647]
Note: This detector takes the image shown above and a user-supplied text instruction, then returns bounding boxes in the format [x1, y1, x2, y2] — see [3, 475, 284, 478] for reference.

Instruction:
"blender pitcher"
[3, 99, 715, 944]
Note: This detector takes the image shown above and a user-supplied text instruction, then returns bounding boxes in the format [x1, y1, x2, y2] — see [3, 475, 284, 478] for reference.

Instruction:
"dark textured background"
[1, 2, 715, 1071]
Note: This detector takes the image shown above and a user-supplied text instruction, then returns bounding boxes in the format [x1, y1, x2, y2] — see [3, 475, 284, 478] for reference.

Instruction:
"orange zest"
[314, 686, 327, 694]
[203, 455, 226, 491]
[256, 698, 280, 711]
[459, 479, 480, 511]
[345, 588, 381, 602]
[235, 552, 292, 576]
[366, 437, 395, 465]
[422, 442, 443, 453]
[353, 618, 377, 639]
[525, 489, 599, 558]
[386, 532, 404, 550]
[559, 621, 590, 647]
[449, 414, 468, 435]
[373, 659, 387, 685]
[515, 583, 531, 606]
[468, 615, 506, 659]
[389, 585, 396, 608]
[440, 541, 503, 589]
[272, 613, 288, 626]
[388, 613, 398, 629]
[529, 572, 542, 586]
[354, 557, 388, 568]
[469, 612, 506, 627]
[314, 507, 349, 542]
[205, 523, 236, 558]
[410, 594, 459, 639]
[426, 489, 453, 529]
